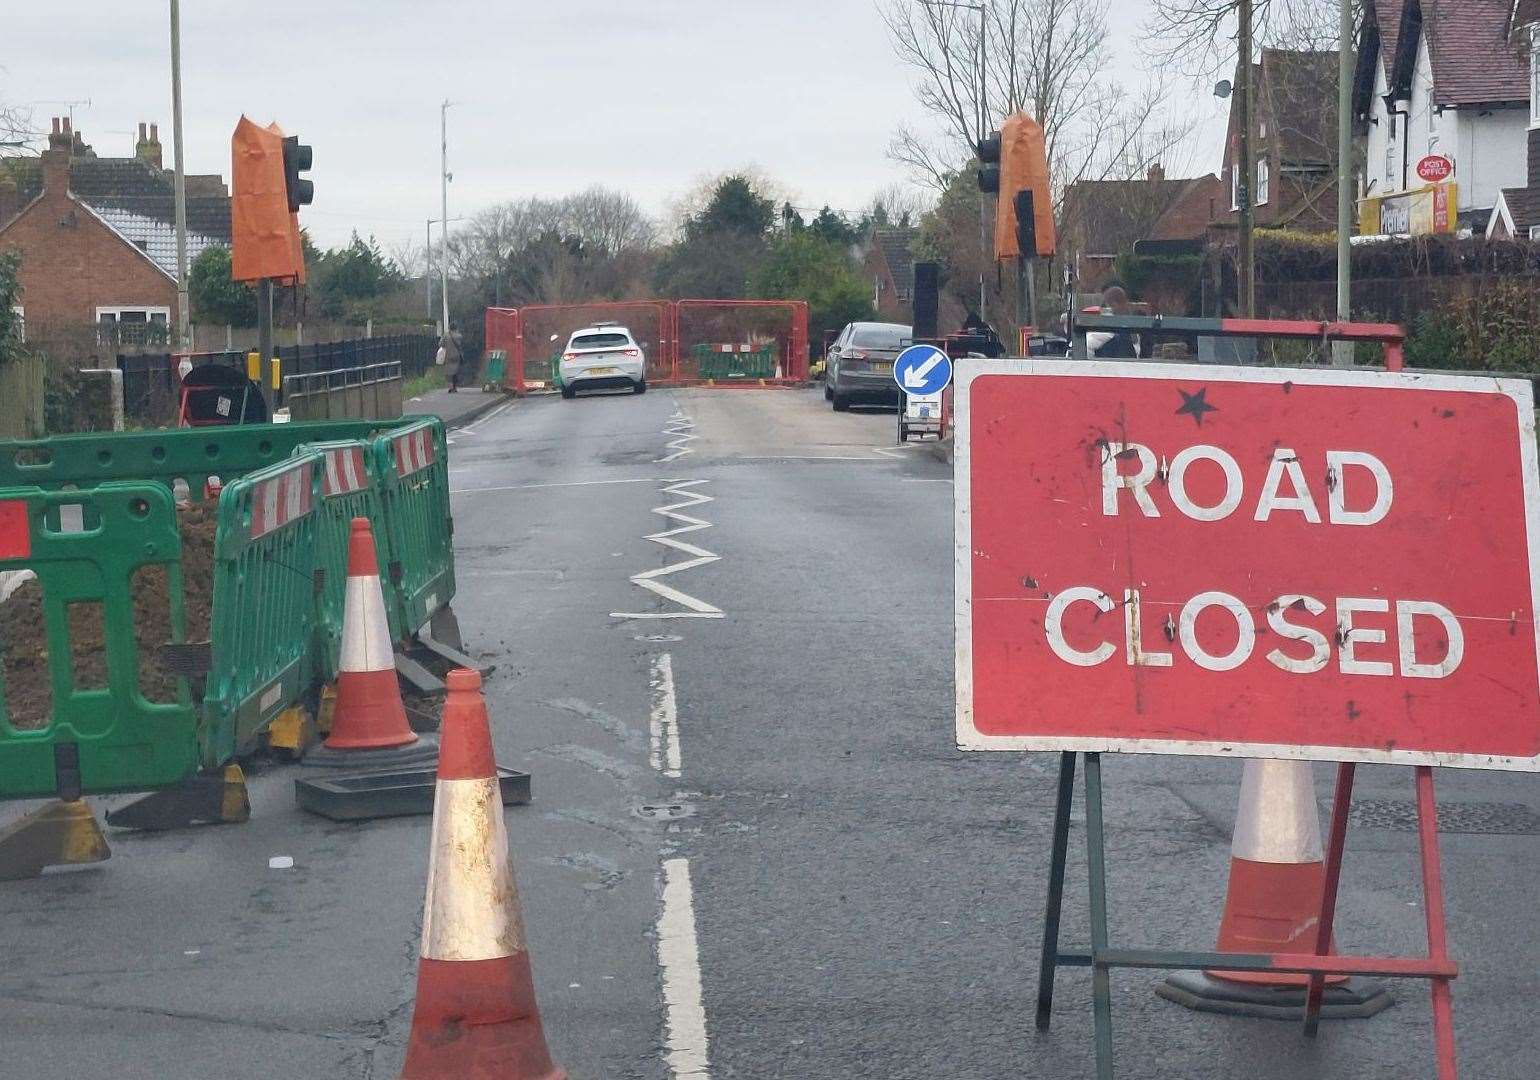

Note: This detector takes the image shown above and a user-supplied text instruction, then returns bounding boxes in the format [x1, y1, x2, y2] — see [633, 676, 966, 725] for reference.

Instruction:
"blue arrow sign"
[893, 344, 952, 396]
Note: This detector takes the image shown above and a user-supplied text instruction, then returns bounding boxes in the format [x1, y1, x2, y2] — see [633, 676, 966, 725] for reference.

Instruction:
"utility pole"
[1333, 0, 1355, 365]
[169, 0, 190, 351]
[426, 218, 434, 324]
[920, 0, 989, 320]
[439, 100, 453, 338]
[1236, 0, 1255, 317]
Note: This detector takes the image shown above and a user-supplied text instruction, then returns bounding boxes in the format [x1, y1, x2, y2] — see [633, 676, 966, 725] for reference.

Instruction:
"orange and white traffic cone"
[304, 517, 437, 768]
[399, 669, 564, 1080]
[1158, 759, 1392, 1019]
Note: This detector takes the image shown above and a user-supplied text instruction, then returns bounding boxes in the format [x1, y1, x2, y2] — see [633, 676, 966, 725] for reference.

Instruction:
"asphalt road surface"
[2, 385, 1539, 1079]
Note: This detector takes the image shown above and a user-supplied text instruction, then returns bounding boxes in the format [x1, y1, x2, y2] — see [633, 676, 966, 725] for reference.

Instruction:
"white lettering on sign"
[1265, 595, 1331, 674]
[1255, 449, 1321, 523]
[1168, 447, 1244, 522]
[1327, 451, 1394, 526]
[1045, 587, 1116, 667]
[1103, 443, 1393, 526]
[1045, 587, 1464, 680]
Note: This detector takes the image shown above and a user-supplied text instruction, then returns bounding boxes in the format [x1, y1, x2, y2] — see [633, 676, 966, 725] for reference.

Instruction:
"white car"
[557, 324, 647, 399]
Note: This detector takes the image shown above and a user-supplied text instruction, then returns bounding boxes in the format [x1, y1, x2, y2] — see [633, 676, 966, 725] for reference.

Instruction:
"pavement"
[2, 385, 1539, 1079]
[406, 384, 512, 429]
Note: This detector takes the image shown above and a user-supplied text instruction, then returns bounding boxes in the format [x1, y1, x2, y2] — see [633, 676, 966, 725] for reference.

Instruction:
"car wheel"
[561, 386, 575, 400]
[824, 383, 833, 401]
[634, 380, 647, 395]
[832, 394, 851, 412]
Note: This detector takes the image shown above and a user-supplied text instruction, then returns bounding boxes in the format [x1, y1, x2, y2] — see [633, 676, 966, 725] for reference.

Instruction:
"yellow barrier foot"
[315, 684, 337, 737]
[266, 705, 318, 762]
[104, 764, 252, 832]
[0, 799, 112, 881]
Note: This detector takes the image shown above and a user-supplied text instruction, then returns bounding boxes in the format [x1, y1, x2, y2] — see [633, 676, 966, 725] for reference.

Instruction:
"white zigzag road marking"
[657, 409, 698, 463]
[614, 412, 723, 620]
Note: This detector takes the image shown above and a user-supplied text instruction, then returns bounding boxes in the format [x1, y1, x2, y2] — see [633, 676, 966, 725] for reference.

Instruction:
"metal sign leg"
[1085, 752, 1115, 1080]
[1304, 761, 1357, 1035]
[1036, 752, 1077, 1032]
[1416, 766, 1458, 1080]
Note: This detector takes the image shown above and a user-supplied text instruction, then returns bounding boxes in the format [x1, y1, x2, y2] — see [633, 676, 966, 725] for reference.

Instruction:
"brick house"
[1221, 49, 1341, 233]
[1487, 0, 1540, 238]
[0, 117, 230, 343]
[862, 226, 917, 322]
[1058, 165, 1224, 295]
[1355, 0, 1532, 233]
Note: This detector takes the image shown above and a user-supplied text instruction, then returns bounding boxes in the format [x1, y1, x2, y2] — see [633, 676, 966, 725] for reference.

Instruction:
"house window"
[1256, 158, 1270, 205]
[1231, 164, 1240, 211]
[1386, 141, 1397, 187]
[1531, 224, 1540, 241]
[96, 306, 171, 346]
[1531, 33, 1539, 127]
[8, 306, 22, 343]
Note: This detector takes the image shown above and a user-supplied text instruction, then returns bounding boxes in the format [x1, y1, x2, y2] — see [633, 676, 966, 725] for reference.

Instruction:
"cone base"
[400, 954, 564, 1080]
[300, 733, 440, 770]
[1157, 971, 1394, 1021]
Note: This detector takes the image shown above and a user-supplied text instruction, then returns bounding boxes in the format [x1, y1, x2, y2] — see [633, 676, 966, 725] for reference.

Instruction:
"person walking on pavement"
[438, 327, 464, 393]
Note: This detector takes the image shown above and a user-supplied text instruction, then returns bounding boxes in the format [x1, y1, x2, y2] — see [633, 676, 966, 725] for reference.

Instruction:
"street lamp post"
[919, 0, 989, 320]
[1333, 0, 1354, 365]
[425, 216, 463, 325]
[439, 100, 455, 338]
[169, 0, 191, 351]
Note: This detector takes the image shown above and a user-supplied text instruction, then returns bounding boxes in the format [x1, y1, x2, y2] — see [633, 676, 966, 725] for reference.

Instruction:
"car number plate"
[873, 362, 893, 373]
[586, 366, 618, 375]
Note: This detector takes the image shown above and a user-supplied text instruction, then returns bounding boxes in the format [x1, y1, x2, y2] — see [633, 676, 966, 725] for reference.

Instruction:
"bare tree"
[882, 0, 1196, 201]
[866, 182, 937, 227]
[1145, 0, 1350, 73]
[565, 186, 655, 256]
[0, 95, 36, 156]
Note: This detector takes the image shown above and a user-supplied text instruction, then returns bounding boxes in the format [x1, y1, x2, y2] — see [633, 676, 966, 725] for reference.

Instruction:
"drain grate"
[1350, 799, 1540, 834]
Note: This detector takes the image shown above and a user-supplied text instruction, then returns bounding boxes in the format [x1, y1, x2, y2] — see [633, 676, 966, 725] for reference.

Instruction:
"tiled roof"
[873, 227, 917, 297]
[1511, 0, 1540, 34]
[1, 153, 230, 274]
[1260, 50, 1339, 166]
[1063, 176, 1216, 255]
[1500, 186, 1540, 228]
[1425, 0, 1532, 105]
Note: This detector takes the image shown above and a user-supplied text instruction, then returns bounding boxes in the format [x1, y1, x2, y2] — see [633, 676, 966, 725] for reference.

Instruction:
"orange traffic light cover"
[231, 116, 305, 284]
[994, 111, 1056, 260]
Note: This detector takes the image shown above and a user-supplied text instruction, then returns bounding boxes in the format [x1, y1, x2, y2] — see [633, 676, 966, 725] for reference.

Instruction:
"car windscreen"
[571, 333, 631, 350]
[850, 326, 911, 350]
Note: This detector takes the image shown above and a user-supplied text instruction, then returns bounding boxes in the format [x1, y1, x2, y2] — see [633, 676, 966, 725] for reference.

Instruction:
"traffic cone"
[399, 669, 564, 1080]
[1158, 759, 1393, 1019]
[304, 517, 437, 769]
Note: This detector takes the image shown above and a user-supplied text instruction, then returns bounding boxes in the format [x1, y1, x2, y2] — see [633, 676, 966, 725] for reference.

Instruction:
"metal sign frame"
[954, 358, 1540, 770]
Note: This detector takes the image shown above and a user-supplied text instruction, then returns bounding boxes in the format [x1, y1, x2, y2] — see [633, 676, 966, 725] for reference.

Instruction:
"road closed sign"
[955, 361, 1540, 769]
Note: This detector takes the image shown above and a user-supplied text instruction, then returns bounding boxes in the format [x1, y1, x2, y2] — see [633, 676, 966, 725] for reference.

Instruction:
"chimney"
[1147, 162, 1166, 183]
[42, 117, 72, 194]
[136, 121, 163, 170]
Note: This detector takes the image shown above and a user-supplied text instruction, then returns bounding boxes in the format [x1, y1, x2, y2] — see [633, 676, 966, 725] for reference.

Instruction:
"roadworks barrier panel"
[0, 416, 457, 805]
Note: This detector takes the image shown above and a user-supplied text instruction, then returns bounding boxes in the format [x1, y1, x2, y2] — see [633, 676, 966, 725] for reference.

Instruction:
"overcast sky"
[5, 1, 1232, 251]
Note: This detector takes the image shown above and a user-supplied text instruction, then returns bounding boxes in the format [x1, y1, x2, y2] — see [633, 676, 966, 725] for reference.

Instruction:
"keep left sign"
[955, 360, 1540, 770]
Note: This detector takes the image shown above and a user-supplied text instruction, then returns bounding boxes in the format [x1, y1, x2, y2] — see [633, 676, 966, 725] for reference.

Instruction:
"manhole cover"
[1349, 799, 1540, 834]
[633, 802, 695, 821]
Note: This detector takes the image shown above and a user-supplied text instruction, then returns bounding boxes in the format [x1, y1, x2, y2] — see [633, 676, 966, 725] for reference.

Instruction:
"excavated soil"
[1, 501, 219, 730]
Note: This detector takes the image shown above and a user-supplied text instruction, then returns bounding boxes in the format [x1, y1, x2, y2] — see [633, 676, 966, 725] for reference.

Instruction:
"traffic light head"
[230, 117, 306, 284]
[994, 112, 1056, 260]
[282, 136, 314, 212]
[976, 131, 1001, 194]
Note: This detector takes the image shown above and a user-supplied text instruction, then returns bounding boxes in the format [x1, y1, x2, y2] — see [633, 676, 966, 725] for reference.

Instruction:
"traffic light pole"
[257, 278, 274, 413]
[1236, 0, 1256, 317]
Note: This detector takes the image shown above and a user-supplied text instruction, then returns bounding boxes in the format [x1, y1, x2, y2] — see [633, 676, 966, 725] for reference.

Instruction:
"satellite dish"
[1213, 79, 1233, 99]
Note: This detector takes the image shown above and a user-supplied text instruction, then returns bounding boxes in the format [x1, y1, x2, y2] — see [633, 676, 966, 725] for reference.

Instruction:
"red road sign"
[955, 361, 1540, 769]
[1416, 154, 1454, 183]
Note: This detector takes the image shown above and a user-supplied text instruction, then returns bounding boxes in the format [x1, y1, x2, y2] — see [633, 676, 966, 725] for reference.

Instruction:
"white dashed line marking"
[658, 857, 711, 1079]
[649, 653, 683, 777]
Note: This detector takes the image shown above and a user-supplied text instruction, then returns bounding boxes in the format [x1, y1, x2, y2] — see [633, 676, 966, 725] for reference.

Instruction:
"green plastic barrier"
[200, 452, 325, 767]
[692, 344, 777, 380]
[294, 439, 397, 679]
[483, 351, 508, 388]
[0, 417, 413, 497]
[0, 483, 200, 799]
[370, 418, 454, 636]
